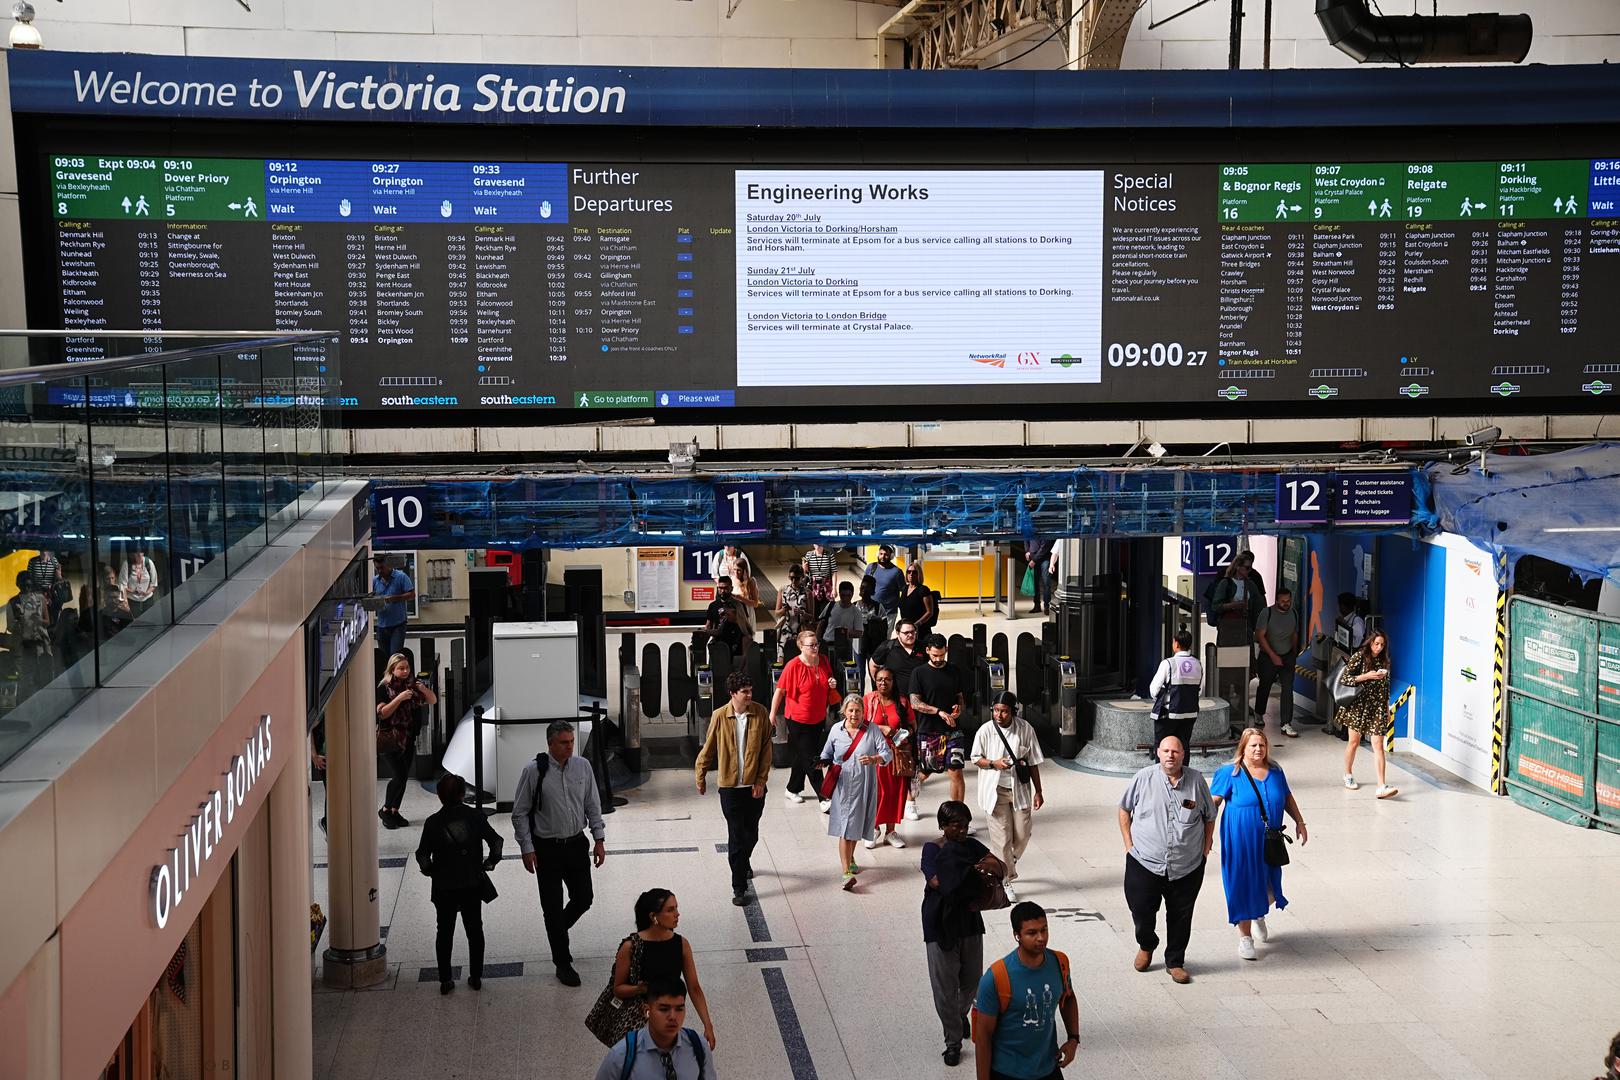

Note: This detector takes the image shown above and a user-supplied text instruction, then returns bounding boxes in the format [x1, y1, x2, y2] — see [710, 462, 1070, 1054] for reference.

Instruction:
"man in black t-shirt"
[869, 621, 925, 696]
[910, 634, 969, 806]
[705, 576, 746, 656]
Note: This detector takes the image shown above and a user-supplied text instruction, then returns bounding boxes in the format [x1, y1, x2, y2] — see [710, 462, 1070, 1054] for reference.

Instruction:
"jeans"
[1031, 561, 1053, 612]
[926, 935, 983, 1050]
[535, 833, 593, 966]
[377, 622, 407, 661]
[383, 741, 414, 809]
[1255, 651, 1298, 726]
[786, 719, 826, 797]
[1123, 853, 1206, 968]
[719, 786, 767, 894]
[434, 890, 484, 983]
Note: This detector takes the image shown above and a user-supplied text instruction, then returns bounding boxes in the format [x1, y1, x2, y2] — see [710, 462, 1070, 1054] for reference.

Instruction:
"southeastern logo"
[1400, 383, 1430, 399]
[1490, 381, 1520, 397]
[969, 353, 1007, 369]
[1219, 386, 1247, 401]
[1308, 384, 1338, 400]
[1584, 379, 1613, 395]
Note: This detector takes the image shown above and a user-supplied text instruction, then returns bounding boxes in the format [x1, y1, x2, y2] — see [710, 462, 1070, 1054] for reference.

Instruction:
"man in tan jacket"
[695, 670, 774, 906]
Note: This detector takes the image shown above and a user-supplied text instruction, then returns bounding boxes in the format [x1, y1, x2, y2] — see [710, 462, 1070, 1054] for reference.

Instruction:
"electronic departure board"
[45, 154, 1620, 412]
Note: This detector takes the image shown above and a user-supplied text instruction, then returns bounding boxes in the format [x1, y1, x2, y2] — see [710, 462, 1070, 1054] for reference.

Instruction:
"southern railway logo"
[1583, 380, 1613, 395]
[1490, 381, 1521, 397]
[1399, 383, 1430, 399]
[1219, 386, 1247, 401]
[1308, 384, 1338, 400]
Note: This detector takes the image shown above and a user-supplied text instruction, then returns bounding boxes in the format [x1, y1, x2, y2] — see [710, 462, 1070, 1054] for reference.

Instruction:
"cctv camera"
[1464, 425, 1501, 447]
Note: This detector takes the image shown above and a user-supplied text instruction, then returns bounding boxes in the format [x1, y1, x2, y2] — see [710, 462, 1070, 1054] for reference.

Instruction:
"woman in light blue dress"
[1209, 727, 1309, 962]
[821, 696, 894, 890]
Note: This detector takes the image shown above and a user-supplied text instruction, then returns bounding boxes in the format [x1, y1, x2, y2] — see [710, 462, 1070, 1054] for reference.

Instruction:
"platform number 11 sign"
[714, 480, 767, 536]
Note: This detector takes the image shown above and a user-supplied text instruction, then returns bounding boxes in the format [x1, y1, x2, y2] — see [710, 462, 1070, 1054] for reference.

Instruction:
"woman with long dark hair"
[375, 652, 437, 828]
[605, 889, 717, 1050]
[1337, 628, 1398, 799]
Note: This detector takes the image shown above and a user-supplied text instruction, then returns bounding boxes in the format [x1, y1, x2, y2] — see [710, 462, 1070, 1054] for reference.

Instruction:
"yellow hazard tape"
[1491, 550, 1509, 794]
[1386, 684, 1415, 752]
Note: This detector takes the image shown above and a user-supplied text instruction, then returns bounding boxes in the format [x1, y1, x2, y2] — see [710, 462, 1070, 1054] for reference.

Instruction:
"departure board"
[44, 154, 1620, 412]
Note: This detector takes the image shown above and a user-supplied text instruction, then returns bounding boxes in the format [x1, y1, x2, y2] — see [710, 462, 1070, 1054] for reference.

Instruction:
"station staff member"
[512, 720, 607, 987]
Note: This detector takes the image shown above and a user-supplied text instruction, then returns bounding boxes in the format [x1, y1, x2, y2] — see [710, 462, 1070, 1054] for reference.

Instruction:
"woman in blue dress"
[1209, 727, 1309, 962]
[821, 696, 894, 891]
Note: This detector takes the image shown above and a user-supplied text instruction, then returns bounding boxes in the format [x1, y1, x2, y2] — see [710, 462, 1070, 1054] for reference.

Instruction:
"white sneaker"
[1343, 774, 1359, 791]
[904, 802, 920, 821]
[820, 800, 831, 815]
[864, 837, 879, 850]
[1003, 883, 1018, 902]
[785, 790, 804, 804]
[1255, 917, 1269, 943]
[1238, 936, 1258, 961]
[1376, 785, 1400, 800]
[886, 832, 907, 849]
[1280, 724, 1299, 738]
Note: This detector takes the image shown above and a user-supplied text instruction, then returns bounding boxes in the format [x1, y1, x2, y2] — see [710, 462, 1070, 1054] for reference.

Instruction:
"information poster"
[634, 546, 678, 613]
[1438, 535, 1499, 787]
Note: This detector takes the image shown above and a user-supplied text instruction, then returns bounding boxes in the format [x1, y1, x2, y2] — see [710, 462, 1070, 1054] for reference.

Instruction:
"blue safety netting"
[373, 467, 1417, 550]
[1420, 443, 1620, 586]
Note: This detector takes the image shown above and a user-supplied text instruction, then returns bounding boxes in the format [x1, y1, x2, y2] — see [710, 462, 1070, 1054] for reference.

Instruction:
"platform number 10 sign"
[714, 480, 767, 536]
[374, 486, 431, 541]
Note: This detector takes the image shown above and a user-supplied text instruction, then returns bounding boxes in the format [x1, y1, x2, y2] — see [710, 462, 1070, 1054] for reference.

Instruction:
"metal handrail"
[0, 330, 340, 389]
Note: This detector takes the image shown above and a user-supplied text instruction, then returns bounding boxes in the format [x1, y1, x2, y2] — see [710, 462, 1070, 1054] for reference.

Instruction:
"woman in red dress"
[864, 667, 914, 849]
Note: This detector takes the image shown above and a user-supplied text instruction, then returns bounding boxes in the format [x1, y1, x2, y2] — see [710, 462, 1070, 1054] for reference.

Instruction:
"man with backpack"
[972, 902, 1080, 1080]
[511, 719, 607, 987]
[593, 978, 716, 1080]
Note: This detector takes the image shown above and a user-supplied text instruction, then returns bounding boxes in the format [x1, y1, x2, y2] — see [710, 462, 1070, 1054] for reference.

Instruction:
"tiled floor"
[310, 679, 1620, 1080]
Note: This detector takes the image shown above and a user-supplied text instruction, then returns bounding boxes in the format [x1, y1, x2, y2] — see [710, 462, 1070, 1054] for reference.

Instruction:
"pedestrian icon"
[1556, 195, 1578, 215]
[135, 195, 150, 216]
[1378, 198, 1392, 218]
[227, 196, 258, 218]
[1275, 198, 1288, 219]
[1459, 197, 1485, 217]
[579, 392, 590, 408]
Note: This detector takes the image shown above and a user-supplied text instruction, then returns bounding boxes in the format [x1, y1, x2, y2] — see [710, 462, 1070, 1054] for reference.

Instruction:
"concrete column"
[320, 661, 386, 988]
[269, 755, 313, 1078]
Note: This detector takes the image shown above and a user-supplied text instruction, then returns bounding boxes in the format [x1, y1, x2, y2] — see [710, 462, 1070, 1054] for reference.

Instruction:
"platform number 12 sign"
[714, 480, 767, 536]
[1275, 473, 1333, 524]
[1180, 536, 1237, 576]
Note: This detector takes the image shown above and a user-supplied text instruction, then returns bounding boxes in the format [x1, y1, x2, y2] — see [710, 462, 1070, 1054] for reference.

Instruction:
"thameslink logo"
[1308, 384, 1338, 400]
[1400, 383, 1430, 398]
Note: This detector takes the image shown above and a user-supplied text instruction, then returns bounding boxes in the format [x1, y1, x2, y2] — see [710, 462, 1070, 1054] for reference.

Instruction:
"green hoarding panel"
[1600, 622, 1620, 722]
[1596, 717, 1620, 830]
[1505, 688, 1595, 817]
[1508, 599, 1598, 709]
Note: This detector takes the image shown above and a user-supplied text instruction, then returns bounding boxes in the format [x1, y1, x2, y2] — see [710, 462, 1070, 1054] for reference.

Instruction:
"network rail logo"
[969, 353, 1007, 369]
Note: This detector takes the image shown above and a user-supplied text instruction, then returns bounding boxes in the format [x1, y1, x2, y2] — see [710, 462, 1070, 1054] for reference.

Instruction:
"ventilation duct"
[1316, 0, 1531, 64]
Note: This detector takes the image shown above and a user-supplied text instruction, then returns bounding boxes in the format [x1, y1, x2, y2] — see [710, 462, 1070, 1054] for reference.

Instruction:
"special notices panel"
[734, 170, 1105, 388]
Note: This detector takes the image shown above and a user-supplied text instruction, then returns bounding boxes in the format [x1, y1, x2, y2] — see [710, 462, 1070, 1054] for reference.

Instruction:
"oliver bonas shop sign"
[148, 713, 274, 929]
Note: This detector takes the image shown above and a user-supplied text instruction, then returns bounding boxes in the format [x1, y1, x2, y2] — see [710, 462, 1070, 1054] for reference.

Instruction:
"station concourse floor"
[311, 682, 1620, 1080]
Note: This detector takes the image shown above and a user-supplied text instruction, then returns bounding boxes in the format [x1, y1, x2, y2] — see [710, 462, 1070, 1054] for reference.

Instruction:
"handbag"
[1240, 764, 1292, 868]
[968, 851, 1011, 912]
[818, 722, 866, 800]
[1327, 659, 1358, 708]
[992, 718, 1033, 786]
[376, 719, 411, 755]
[1019, 566, 1036, 597]
[871, 698, 917, 778]
[584, 935, 645, 1047]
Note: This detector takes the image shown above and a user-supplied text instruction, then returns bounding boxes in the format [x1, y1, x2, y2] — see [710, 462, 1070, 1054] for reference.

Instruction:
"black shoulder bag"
[992, 721, 1033, 786]
[1240, 765, 1292, 867]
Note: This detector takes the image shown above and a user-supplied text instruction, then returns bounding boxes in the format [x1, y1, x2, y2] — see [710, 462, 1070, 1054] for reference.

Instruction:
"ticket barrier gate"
[769, 659, 789, 767]
[1056, 656, 1079, 758]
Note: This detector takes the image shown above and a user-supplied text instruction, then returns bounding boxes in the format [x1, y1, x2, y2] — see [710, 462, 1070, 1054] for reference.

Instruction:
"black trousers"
[786, 719, 825, 796]
[1123, 853, 1205, 968]
[434, 891, 484, 983]
[1151, 714, 1196, 757]
[719, 786, 767, 894]
[1254, 651, 1298, 726]
[383, 743, 414, 809]
[535, 833, 593, 966]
